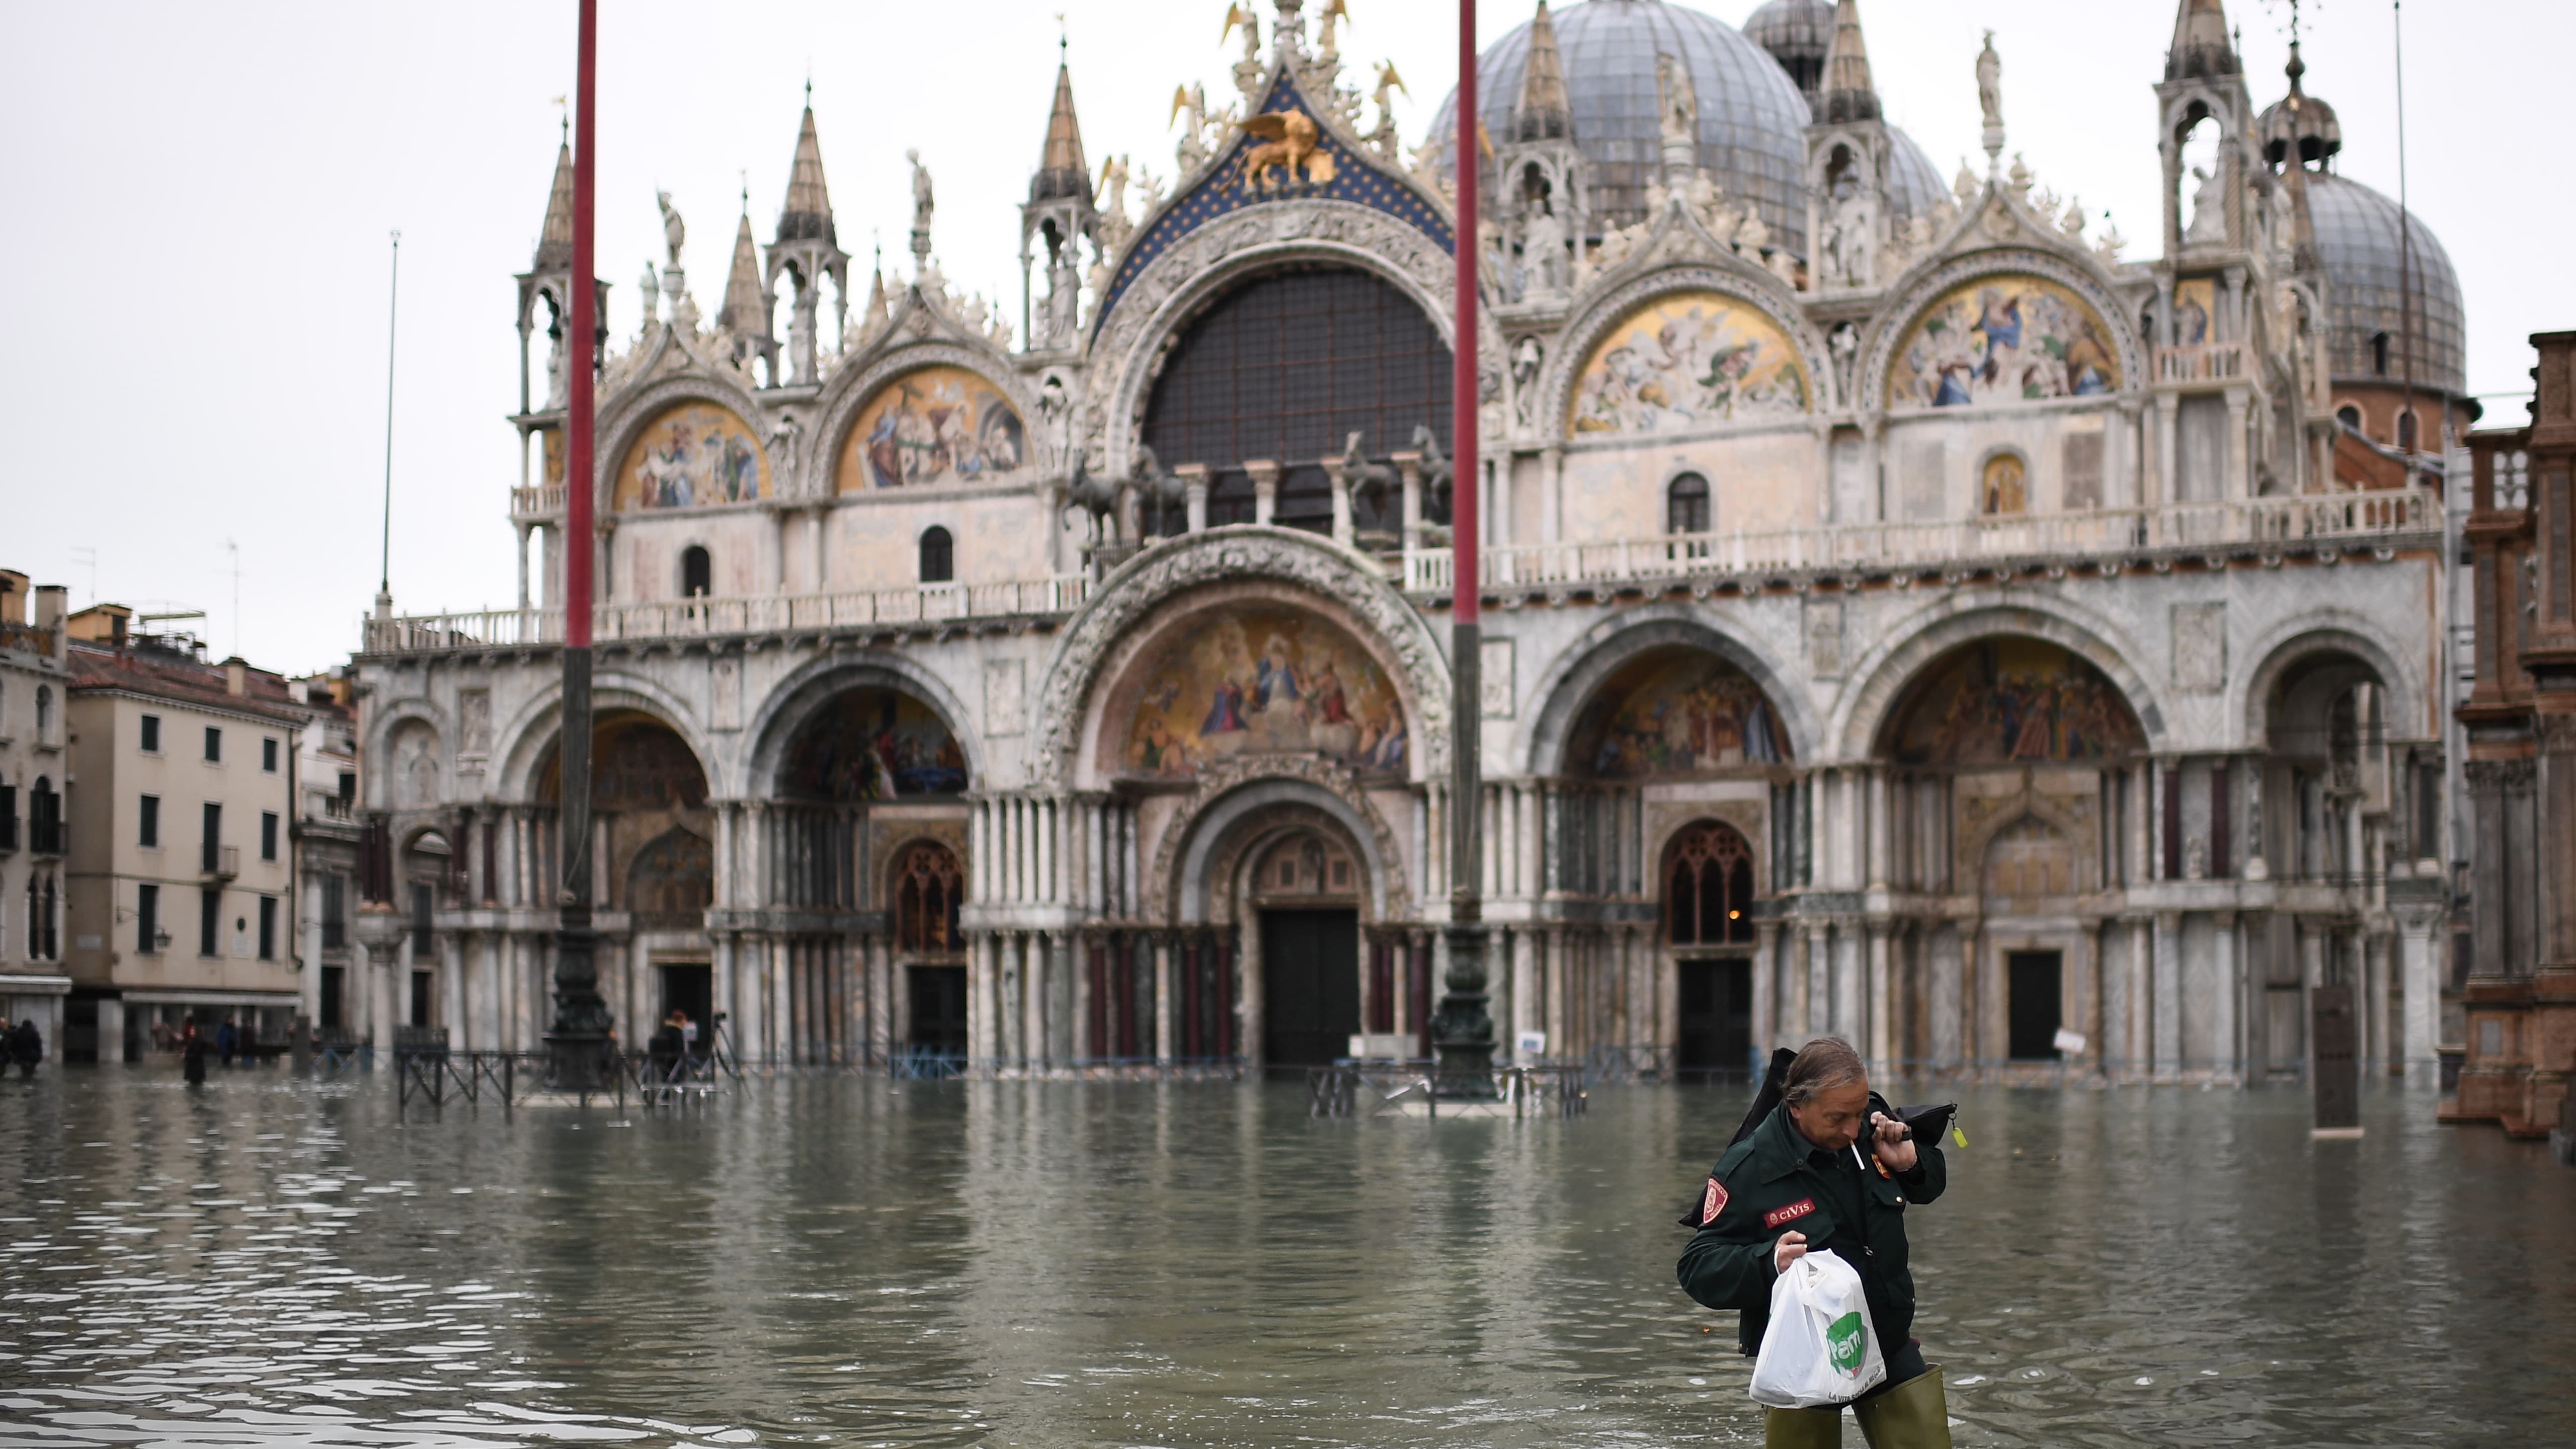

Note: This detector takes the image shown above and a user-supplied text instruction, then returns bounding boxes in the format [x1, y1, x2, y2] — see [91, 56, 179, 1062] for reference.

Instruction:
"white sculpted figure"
[2185, 165, 2227, 245]
[1656, 53, 1696, 150]
[656, 190, 686, 267]
[1975, 32, 2003, 137]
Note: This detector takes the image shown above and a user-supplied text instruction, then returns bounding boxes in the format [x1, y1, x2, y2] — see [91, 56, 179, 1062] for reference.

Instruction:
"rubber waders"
[1762, 1406, 1842, 1447]
[1851, 1365, 1952, 1449]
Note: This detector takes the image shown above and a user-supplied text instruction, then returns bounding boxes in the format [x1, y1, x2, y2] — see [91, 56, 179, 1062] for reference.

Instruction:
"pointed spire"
[1031, 55, 1090, 202]
[776, 99, 835, 244]
[1513, 1, 1572, 142]
[533, 135, 575, 270]
[863, 260, 891, 335]
[2166, 0, 2238, 81]
[1816, 0, 1880, 124]
[716, 199, 765, 338]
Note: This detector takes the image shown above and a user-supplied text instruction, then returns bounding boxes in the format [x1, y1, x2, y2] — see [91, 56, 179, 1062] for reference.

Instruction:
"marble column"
[2153, 912, 2183, 1081]
[1153, 935, 1175, 1066]
[2211, 910, 2239, 1084]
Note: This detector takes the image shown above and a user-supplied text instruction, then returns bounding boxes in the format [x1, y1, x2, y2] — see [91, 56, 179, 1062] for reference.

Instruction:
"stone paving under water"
[1, 1068, 2569, 1448]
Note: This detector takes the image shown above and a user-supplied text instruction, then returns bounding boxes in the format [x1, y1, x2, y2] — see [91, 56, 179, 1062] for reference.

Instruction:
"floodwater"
[3, 1069, 2570, 1449]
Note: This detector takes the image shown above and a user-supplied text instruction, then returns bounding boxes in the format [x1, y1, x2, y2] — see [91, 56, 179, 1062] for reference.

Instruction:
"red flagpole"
[566, 0, 597, 650]
[1435, 0, 1495, 1088]
[548, 0, 611, 1080]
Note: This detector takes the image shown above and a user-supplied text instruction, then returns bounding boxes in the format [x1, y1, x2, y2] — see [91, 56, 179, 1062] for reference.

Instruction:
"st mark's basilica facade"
[355, 0, 2472, 1084]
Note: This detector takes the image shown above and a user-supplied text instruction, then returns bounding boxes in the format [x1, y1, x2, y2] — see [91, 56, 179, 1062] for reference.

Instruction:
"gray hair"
[1781, 1037, 1867, 1107]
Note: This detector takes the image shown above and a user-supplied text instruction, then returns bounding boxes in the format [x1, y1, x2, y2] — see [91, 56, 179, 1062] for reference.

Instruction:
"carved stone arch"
[742, 648, 984, 796]
[810, 339, 1050, 496]
[1150, 758, 1408, 926]
[1521, 605, 1818, 777]
[490, 670, 722, 802]
[1031, 526, 1451, 789]
[592, 372, 770, 515]
[1545, 263, 1832, 427]
[1201, 803, 1377, 931]
[1830, 592, 2170, 762]
[1087, 202, 1490, 473]
[2232, 617, 2421, 750]
[1858, 247, 2147, 416]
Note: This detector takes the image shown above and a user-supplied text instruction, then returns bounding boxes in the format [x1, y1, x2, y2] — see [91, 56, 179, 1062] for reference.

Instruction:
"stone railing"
[2156, 341, 2247, 383]
[1401, 490, 2437, 595]
[362, 577, 1092, 656]
[509, 484, 569, 519]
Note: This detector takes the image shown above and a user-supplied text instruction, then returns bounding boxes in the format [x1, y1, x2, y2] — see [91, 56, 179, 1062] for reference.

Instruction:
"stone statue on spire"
[656, 190, 686, 268]
[907, 149, 935, 264]
[1975, 32, 2004, 166]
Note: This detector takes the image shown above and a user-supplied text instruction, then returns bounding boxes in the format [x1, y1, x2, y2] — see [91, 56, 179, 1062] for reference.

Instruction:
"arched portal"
[1550, 641, 1794, 1076]
[1875, 636, 2144, 1073]
[1141, 265, 1452, 538]
[538, 711, 712, 918]
[763, 683, 971, 1070]
[2253, 646, 2399, 1075]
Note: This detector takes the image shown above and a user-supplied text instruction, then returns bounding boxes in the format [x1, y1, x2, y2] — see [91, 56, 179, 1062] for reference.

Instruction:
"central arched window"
[918, 526, 954, 583]
[1142, 267, 1453, 534]
[679, 545, 711, 598]
[894, 842, 963, 953]
[1666, 821, 1755, 945]
[1667, 472, 1711, 534]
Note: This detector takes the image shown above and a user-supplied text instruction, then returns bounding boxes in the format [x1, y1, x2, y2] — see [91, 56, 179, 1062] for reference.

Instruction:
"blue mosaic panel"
[1091, 72, 1454, 342]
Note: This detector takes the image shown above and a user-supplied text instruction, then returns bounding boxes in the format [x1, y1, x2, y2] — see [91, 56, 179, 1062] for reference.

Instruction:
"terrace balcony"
[364, 490, 2438, 658]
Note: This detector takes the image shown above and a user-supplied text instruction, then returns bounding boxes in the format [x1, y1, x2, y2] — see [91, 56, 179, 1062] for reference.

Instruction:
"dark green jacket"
[1675, 1097, 1945, 1359]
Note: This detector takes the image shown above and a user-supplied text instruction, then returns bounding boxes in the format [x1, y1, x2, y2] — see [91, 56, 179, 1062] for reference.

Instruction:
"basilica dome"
[1427, 0, 1946, 257]
[2304, 171, 2464, 394]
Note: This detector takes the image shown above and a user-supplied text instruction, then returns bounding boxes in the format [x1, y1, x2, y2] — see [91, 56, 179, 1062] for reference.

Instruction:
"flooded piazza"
[2, 1070, 2570, 1448]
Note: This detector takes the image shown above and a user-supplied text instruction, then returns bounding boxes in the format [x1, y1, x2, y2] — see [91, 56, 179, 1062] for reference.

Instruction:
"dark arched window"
[679, 545, 711, 598]
[28, 776, 61, 855]
[2397, 409, 2418, 451]
[34, 685, 52, 742]
[1142, 267, 1452, 534]
[918, 526, 954, 583]
[2371, 331, 2391, 376]
[1666, 821, 1755, 945]
[1667, 473, 1711, 534]
[895, 842, 963, 953]
[2336, 404, 2361, 431]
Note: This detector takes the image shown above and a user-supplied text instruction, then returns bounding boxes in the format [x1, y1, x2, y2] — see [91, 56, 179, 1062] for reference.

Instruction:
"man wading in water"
[1677, 1037, 1952, 1447]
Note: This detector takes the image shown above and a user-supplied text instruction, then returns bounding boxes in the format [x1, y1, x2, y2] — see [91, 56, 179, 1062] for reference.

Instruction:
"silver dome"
[2305, 171, 2464, 394]
[1743, 0, 1833, 98]
[1428, 0, 1946, 258]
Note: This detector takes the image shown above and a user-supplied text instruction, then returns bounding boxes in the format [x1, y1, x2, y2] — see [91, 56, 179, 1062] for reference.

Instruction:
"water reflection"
[2, 1071, 2569, 1447]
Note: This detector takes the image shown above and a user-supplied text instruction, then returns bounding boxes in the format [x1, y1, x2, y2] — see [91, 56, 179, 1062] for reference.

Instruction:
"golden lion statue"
[1235, 109, 1335, 192]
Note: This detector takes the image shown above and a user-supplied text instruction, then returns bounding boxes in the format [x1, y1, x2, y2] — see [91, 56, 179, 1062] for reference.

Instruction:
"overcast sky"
[5, 0, 2565, 676]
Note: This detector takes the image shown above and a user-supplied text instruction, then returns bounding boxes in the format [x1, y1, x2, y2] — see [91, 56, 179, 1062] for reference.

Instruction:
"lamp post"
[1431, 0, 1495, 1095]
[546, 0, 614, 1088]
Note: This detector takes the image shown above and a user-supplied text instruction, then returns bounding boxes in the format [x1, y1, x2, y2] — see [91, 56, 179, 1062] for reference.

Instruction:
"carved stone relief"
[2172, 602, 2226, 694]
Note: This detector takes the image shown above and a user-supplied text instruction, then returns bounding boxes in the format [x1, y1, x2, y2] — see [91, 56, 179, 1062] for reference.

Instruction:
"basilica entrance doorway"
[1261, 909, 1359, 1068]
[1675, 958, 1751, 1077]
[909, 965, 968, 1060]
[2007, 950, 2064, 1061]
[659, 962, 712, 1044]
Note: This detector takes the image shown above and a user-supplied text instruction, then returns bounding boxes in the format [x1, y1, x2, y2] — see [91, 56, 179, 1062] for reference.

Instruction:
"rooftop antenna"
[226, 538, 241, 659]
[377, 230, 400, 617]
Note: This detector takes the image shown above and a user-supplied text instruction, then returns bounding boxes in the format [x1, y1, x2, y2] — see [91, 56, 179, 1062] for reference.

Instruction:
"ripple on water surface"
[1, 1070, 2570, 1447]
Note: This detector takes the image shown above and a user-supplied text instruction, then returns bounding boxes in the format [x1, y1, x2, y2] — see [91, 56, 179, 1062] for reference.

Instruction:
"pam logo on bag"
[1826, 1311, 1866, 1375]
[1762, 1197, 1816, 1230]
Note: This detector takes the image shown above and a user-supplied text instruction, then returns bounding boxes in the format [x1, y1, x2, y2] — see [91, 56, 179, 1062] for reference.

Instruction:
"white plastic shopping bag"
[1747, 1248, 1886, 1408]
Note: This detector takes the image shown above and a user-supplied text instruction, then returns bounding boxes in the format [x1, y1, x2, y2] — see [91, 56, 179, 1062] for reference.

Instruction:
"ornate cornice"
[1029, 526, 1450, 788]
